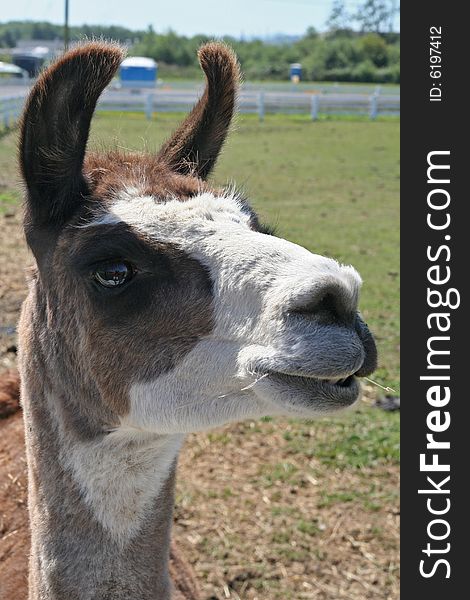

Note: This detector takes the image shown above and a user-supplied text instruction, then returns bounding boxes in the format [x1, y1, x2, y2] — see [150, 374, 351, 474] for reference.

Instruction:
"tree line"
[0, 5, 399, 83]
[128, 26, 399, 83]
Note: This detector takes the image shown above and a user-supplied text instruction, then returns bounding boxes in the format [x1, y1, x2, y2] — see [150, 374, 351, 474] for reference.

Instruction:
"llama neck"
[22, 382, 183, 600]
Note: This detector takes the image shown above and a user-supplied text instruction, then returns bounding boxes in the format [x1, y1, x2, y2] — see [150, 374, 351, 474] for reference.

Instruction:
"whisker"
[172, 374, 269, 407]
[240, 373, 268, 391]
[218, 373, 268, 398]
[363, 376, 397, 394]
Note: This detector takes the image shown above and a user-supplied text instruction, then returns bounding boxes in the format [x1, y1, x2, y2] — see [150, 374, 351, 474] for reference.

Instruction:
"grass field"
[0, 113, 399, 599]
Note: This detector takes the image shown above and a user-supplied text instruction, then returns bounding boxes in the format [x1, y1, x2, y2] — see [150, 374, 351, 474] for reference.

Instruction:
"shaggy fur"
[0, 369, 20, 418]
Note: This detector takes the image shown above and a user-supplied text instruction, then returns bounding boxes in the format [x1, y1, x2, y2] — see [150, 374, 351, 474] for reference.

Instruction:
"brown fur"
[37, 221, 214, 419]
[0, 369, 21, 418]
[85, 151, 211, 201]
[157, 42, 240, 179]
[20, 42, 125, 231]
[0, 411, 28, 600]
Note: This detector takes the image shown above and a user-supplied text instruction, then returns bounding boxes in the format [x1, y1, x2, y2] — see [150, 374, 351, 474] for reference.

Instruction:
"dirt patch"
[174, 416, 399, 600]
[0, 205, 31, 373]
[0, 412, 29, 600]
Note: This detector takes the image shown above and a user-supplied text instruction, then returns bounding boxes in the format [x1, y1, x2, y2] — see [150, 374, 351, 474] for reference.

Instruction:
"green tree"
[326, 1, 350, 31]
[355, 0, 395, 33]
[359, 33, 389, 67]
[0, 19, 400, 83]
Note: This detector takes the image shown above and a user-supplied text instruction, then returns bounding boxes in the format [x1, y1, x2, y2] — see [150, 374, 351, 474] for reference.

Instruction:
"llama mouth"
[256, 370, 361, 410]
[270, 372, 357, 392]
[265, 370, 356, 389]
[320, 375, 355, 388]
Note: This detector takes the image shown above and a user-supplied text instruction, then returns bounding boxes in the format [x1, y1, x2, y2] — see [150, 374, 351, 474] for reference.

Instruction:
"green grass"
[317, 486, 396, 512]
[284, 409, 400, 469]
[258, 461, 299, 486]
[0, 190, 20, 214]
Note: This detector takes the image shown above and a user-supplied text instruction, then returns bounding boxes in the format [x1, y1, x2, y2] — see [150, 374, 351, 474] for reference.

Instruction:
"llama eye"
[93, 262, 134, 288]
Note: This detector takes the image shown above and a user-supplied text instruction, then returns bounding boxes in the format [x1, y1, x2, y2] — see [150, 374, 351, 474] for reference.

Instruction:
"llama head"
[19, 42, 377, 436]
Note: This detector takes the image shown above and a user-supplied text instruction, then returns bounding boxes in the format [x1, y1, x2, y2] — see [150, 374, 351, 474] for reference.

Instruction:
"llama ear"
[156, 42, 240, 180]
[19, 42, 124, 232]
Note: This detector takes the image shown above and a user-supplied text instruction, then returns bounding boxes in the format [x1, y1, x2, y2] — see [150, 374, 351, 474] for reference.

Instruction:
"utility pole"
[64, 0, 69, 51]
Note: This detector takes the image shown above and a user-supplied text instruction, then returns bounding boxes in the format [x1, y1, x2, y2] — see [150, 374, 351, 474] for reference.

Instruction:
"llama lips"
[259, 371, 361, 409]
[323, 375, 355, 387]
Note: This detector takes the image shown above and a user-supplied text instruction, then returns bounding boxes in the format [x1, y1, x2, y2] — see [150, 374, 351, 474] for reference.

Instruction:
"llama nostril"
[307, 293, 341, 323]
[291, 282, 355, 325]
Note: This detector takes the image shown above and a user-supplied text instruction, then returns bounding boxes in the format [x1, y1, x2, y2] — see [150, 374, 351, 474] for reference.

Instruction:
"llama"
[0, 41, 377, 599]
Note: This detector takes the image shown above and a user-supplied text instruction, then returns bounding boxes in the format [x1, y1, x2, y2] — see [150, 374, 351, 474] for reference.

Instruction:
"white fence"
[0, 95, 24, 130]
[1, 88, 400, 131]
[97, 89, 399, 120]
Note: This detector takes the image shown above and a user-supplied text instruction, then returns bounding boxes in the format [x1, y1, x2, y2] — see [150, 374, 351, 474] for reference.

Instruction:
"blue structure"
[289, 63, 302, 82]
[120, 57, 158, 88]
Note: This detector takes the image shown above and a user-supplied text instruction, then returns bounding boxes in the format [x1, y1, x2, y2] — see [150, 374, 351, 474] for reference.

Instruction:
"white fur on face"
[88, 191, 364, 434]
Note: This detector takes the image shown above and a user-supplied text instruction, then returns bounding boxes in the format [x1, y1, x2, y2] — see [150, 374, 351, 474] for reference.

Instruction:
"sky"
[1, 0, 399, 38]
